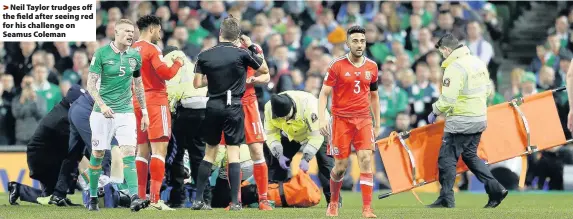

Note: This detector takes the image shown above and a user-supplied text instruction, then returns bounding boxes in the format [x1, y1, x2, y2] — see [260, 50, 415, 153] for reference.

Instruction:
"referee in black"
[191, 16, 269, 211]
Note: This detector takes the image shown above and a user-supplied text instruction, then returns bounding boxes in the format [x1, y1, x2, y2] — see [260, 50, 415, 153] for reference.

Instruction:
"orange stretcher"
[376, 88, 571, 200]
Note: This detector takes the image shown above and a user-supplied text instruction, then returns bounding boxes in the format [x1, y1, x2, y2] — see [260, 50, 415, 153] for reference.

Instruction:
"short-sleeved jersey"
[323, 54, 378, 118]
[131, 40, 170, 105]
[89, 42, 142, 113]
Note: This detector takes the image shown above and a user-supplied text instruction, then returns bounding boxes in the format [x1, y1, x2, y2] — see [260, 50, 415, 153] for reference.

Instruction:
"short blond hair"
[116, 19, 134, 26]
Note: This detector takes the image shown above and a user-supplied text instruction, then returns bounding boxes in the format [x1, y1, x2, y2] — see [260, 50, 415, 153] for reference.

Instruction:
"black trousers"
[263, 136, 335, 202]
[438, 132, 505, 203]
[168, 107, 211, 204]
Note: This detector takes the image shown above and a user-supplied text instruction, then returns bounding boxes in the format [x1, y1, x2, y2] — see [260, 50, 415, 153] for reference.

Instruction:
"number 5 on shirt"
[119, 66, 126, 77]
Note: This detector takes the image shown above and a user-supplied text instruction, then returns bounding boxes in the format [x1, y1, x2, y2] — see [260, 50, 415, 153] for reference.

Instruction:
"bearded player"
[86, 19, 149, 211]
[132, 15, 184, 211]
[318, 26, 380, 218]
[218, 38, 272, 210]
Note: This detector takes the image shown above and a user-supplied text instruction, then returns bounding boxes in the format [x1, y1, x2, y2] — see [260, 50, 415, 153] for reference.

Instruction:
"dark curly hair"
[347, 25, 366, 37]
[136, 15, 161, 31]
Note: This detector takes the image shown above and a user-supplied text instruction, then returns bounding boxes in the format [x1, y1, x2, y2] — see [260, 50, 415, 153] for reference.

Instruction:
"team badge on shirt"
[443, 78, 450, 87]
[129, 58, 137, 71]
[365, 71, 371, 80]
[311, 113, 318, 123]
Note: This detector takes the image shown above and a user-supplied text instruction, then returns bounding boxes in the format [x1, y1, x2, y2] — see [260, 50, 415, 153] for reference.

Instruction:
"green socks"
[122, 155, 139, 196]
[89, 156, 103, 197]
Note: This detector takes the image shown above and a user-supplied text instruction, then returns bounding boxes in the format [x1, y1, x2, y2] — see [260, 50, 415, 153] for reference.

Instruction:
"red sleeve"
[323, 62, 338, 87]
[371, 64, 378, 83]
[150, 48, 181, 80]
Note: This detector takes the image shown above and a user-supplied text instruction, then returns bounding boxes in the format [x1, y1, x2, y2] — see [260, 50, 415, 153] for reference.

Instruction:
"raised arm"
[151, 47, 183, 80]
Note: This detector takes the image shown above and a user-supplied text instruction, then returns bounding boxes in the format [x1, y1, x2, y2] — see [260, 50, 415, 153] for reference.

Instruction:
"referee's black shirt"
[194, 42, 263, 99]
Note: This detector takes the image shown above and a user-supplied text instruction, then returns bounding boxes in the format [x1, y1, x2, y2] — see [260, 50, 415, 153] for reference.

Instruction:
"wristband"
[141, 109, 148, 115]
[248, 45, 260, 54]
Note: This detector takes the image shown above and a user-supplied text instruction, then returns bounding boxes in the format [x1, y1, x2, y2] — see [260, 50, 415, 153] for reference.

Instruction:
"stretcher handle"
[510, 98, 537, 154]
[551, 86, 566, 93]
[397, 131, 427, 187]
[397, 131, 418, 186]
[378, 192, 392, 199]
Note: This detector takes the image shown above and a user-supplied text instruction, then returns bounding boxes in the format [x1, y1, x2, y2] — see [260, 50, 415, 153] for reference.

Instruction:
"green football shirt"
[89, 42, 142, 113]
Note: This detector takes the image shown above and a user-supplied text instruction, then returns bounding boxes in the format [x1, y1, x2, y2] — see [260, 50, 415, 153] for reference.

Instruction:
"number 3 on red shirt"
[354, 80, 360, 94]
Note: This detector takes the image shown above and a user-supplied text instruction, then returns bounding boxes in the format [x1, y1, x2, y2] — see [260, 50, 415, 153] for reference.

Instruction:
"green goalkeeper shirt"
[89, 42, 142, 113]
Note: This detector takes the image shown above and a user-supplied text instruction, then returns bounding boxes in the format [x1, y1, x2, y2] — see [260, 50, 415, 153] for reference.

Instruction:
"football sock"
[135, 157, 148, 199]
[253, 160, 268, 201]
[360, 173, 374, 207]
[122, 155, 138, 196]
[228, 162, 241, 205]
[88, 156, 103, 197]
[195, 160, 213, 202]
[149, 155, 166, 203]
[329, 170, 343, 204]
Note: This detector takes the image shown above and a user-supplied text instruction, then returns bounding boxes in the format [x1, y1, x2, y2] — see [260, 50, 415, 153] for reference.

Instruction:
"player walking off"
[318, 26, 380, 218]
[132, 15, 184, 211]
[218, 39, 273, 210]
[86, 19, 150, 211]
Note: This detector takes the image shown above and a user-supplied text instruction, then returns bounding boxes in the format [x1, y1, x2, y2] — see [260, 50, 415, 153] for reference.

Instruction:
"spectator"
[186, 17, 211, 48]
[200, 1, 228, 36]
[404, 14, 423, 55]
[515, 72, 540, 98]
[378, 71, 408, 133]
[407, 61, 438, 127]
[62, 49, 89, 85]
[556, 50, 573, 88]
[416, 28, 436, 57]
[481, 2, 503, 41]
[30, 50, 59, 85]
[53, 42, 73, 73]
[303, 73, 322, 98]
[528, 43, 552, 74]
[537, 66, 557, 90]
[548, 16, 572, 50]
[172, 26, 201, 58]
[433, 10, 457, 39]
[32, 65, 62, 113]
[6, 42, 36, 87]
[2, 73, 15, 101]
[466, 21, 494, 65]
[12, 75, 46, 145]
[365, 23, 391, 65]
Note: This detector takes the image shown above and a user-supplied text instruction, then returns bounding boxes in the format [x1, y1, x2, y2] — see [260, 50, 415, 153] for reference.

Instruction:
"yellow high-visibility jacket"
[432, 45, 492, 134]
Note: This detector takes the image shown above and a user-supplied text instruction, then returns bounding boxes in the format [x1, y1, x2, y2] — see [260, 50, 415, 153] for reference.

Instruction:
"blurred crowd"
[0, 1, 573, 190]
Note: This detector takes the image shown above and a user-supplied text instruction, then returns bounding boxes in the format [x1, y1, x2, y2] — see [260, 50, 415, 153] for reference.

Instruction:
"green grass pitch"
[0, 191, 572, 218]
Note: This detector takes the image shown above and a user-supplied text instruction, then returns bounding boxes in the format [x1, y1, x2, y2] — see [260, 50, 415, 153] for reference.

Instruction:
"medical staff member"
[427, 33, 507, 208]
[263, 91, 337, 205]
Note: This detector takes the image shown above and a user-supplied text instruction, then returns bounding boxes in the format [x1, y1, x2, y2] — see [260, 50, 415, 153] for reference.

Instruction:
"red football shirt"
[131, 40, 181, 105]
[242, 43, 262, 98]
[323, 54, 378, 118]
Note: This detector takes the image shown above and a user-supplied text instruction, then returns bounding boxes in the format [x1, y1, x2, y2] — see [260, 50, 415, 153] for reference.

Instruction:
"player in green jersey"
[86, 19, 150, 212]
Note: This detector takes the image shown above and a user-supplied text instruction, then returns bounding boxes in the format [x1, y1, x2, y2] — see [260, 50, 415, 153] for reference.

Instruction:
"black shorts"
[202, 98, 244, 146]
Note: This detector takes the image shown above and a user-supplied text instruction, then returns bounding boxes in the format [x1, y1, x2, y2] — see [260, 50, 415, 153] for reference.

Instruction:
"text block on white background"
[0, 0, 96, 42]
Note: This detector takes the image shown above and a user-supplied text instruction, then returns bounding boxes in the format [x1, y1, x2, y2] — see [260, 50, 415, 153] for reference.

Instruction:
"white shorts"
[90, 112, 137, 150]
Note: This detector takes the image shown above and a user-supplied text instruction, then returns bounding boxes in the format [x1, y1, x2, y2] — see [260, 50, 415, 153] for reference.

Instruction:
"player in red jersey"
[218, 38, 272, 210]
[318, 26, 380, 218]
[132, 15, 184, 210]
